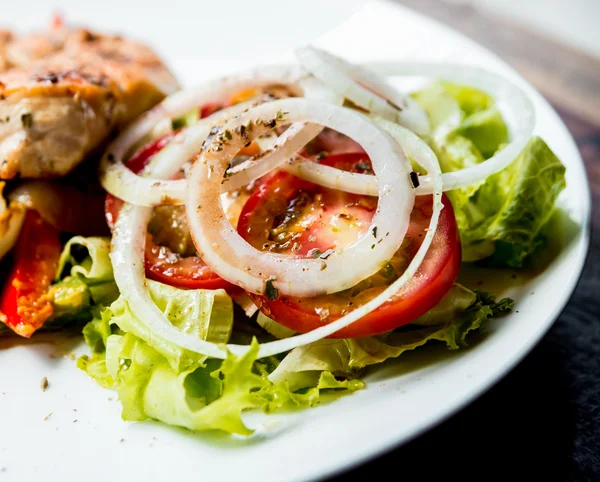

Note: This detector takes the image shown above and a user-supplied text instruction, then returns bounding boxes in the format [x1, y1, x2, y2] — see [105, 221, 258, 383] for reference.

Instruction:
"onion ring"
[277, 62, 535, 196]
[99, 66, 339, 207]
[186, 98, 415, 297]
[296, 46, 430, 135]
[110, 114, 443, 359]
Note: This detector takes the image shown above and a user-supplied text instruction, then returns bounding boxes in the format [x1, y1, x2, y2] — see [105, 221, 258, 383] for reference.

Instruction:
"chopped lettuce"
[414, 82, 566, 267]
[411, 283, 476, 326]
[107, 280, 233, 372]
[78, 282, 360, 435]
[49, 277, 92, 323]
[112, 335, 265, 435]
[269, 287, 513, 387]
[47, 236, 118, 326]
[57, 236, 113, 283]
[76, 272, 513, 436]
[445, 136, 566, 266]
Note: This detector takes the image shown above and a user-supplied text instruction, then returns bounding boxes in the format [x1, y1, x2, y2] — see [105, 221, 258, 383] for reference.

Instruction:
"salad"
[0, 47, 566, 436]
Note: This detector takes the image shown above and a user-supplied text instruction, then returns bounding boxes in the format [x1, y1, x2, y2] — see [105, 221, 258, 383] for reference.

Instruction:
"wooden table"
[332, 1, 600, 480]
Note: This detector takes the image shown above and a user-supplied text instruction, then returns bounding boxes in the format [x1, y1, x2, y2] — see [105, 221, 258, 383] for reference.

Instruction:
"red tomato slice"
[105, 134, 233, 291]
[237, 153, 461, 338]
[0, 211, 62, 337]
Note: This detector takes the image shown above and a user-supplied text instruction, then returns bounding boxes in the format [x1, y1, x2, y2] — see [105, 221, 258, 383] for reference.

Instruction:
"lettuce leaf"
[411, 283, 476, 326]
[107, 280, 233, 372]
[57, 236, 113, 284]
[414, 82, 566, 267]
[447, 136, 566, 266]
[78, 281, 361, 435]
[113, 335, 265, 435]
[269, 288, 513, 386]
[47, 236, 118, 326]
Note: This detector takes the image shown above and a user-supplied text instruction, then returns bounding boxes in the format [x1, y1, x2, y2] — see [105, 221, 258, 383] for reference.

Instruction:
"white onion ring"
[99, 66, 339, 207]
[277, 62, 535, 196]
[110, 114, 443, 359]
[372, 62, 535, 193]
[220, 121, 323, 193]
[186, 98, 415, 297]
[296, 46, 430, 136]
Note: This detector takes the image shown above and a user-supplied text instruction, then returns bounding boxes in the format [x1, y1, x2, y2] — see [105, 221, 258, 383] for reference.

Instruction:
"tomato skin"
[104, 133, 234, 291]
[200, 101, 224, 119]
[248, 195, 461, 338]
[0, 211, 62, 337]
[125, 131, 176, 174]
[238, 153, 462, 338]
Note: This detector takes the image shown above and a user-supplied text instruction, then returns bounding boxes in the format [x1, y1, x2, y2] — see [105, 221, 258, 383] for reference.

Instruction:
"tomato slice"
[237, 153, 461, 338]
[105, 134, 234, 291]
[0, 211, 62, 337]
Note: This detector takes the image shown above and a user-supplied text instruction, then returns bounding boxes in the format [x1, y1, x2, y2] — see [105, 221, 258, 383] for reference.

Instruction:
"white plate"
[0, 1, 590, 481]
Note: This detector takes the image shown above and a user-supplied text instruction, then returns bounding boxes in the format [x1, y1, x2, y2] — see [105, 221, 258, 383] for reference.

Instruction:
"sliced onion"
[372, 62, 535, 194]
[99, 66, 339, 208]
[220, 121, 323, 193]
[296, 46, 430, 135]
[283, 153, 379, 196]
[186, 98, 415, 297]
[278, 62, 535, 196]
[111, 112, 443, 359]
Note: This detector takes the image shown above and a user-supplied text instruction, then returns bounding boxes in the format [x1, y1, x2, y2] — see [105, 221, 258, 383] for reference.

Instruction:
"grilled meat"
[0, 20, 178, 179]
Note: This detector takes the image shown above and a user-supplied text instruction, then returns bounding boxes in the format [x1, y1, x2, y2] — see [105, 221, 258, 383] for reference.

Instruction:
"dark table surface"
[331, 2, 600, 480]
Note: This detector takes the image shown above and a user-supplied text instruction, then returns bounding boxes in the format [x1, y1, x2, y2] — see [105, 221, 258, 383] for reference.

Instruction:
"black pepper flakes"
[410, 171, 420, 188]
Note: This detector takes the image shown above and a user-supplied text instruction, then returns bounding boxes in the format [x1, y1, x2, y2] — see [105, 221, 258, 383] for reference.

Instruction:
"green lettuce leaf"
[269, 288, 513, 385]
[107, 280, 233, 371]
[449, 136, 566, 266]
[259, 371, 364, 413]
[441, 81, 494, 115]
[78, 282, 360, 435]
[49, 276, 92, 323]
[411, 283, 476, 326]
[48, 236, 118, 325]
[104, 335, 265, 435]
[88, 333, 359, 436]
[76, 307, 117, 388]
[57, 236, 113, 283]
[414, 82, 566, 267]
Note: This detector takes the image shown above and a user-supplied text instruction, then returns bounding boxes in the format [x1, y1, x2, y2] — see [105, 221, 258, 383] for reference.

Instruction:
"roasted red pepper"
[0, 211, 62, 337]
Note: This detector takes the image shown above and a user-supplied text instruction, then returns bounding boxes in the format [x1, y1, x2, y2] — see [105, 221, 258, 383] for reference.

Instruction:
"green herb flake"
[171, 117, 186, 131]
